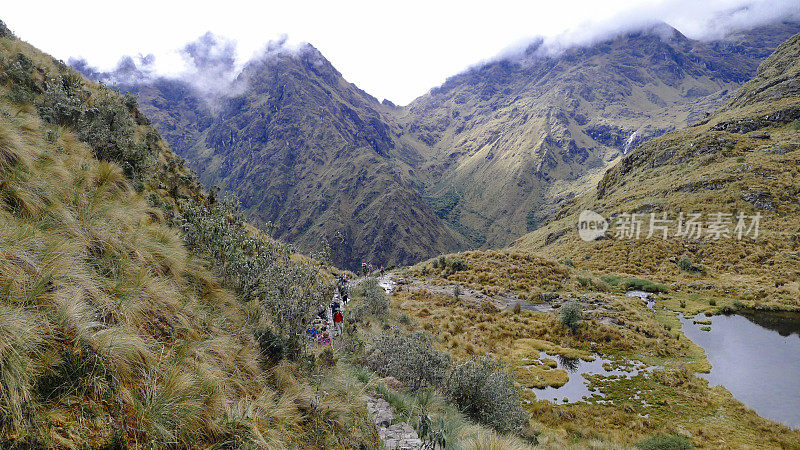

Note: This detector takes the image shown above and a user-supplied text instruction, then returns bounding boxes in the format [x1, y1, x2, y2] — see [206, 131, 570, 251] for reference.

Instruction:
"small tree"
[678, 257, 694, 271]
[352, 277, 388, 317]
[444, 357, 528, 434]
[559, 300, 582, 333]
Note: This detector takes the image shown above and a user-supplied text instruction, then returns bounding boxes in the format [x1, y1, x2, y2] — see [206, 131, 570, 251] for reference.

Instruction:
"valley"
[2, 6, 800, 449]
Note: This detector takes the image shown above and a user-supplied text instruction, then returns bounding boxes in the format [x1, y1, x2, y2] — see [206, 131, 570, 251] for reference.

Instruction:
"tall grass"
[0, 60, 373, 447]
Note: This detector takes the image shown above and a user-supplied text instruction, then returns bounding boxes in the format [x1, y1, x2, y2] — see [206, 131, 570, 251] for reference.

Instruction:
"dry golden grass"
[0, 92, 377, 448]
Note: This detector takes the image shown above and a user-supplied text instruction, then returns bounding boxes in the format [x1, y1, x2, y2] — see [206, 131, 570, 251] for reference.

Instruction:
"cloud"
[70, 53, 156, 85]
[491, 0, 800, 63]
[179, 32, 239, 96]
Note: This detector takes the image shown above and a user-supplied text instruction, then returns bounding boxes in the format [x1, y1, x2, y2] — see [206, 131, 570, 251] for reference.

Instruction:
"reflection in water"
[557, 355, 580, 373]
[680, 311, 800, 429]
[738, 310, 800, 338]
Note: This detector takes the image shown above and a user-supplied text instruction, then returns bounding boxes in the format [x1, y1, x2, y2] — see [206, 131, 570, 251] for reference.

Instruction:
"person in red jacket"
[333, 309, 343, 336]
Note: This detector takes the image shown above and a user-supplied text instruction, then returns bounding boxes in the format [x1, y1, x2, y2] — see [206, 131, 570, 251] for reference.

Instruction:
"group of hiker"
[361, 262, 385, 277]
[306, 274, 350, 347]
[306, 265, 387, 347]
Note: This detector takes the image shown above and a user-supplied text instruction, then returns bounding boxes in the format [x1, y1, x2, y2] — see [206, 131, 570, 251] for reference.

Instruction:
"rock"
[746, 131, 771, 139]
[541, 292, 560, 301]
[742, 190, 776, 211]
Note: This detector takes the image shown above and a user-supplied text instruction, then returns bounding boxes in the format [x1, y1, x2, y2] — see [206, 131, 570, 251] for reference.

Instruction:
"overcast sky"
[3, 0, 799, 105]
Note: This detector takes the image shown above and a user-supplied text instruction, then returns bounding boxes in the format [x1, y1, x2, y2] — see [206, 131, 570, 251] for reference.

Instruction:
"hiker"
[342, 291, 348, 305]
[333, 309, 343, 336]
[306, 326, 318, 344]
[331, 298, 340, 312]
[368, 263, 373, 274]
[380, 266, 385, 277]
[317, 326, 331, 345]
[362, 262, 367, 276]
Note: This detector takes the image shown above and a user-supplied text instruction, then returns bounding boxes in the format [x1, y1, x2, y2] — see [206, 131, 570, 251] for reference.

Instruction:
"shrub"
[636, 434, 693, 449]
[559, 300, 582, 333]
[577, 276, 591, 288]
[444, 357, 528, 434]
[677, 257, 705, 274]
[622, 277, 669, 293]
[399, 314, 411, 325]
[563, 258, 574, 267]
[352, 277, 389, 317]
[601, 274, 622, 286]
[181, 199, 332, 358]
[449, 258, 467, 272]
[367, 329, 450, 391]
[453, 284, 462, 300]
[513, 302, 522, 314]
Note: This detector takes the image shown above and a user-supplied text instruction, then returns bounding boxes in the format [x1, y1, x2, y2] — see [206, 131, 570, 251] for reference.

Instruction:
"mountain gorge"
[130, 44, 466, 270]
[81, 20, 800, 269]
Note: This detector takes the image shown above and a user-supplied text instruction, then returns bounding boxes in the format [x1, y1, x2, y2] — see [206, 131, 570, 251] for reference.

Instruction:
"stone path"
[365, 395, 423, 450]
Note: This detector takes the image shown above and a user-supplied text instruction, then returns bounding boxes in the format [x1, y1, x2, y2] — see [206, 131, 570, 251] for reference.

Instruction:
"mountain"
[514, 30, 800, 310]
[80, 21, 800, 269]
[400, 21, 800, 248]
[117, 44, 466, 270]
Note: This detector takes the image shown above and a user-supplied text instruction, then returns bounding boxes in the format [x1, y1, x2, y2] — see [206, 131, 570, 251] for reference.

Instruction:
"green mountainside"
[515, 30, 800, 310]
[121, 44, 467, 270]
[88, 22, 799, 270]
[401, 21, 800, 248]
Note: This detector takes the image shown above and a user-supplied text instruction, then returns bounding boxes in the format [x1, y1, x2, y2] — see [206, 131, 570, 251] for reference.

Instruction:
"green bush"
[444, 357, 528, 434]
[622, 277, 669, 293]
[181, 199, 332, 358]
[367, 329, 450, 391]
[352, 277, 389, 317]
[636, 434, 693, 449]
[600, 274, 622, 286]
[677, 257, 705, 274]
[563, 258, 574, 267]
[559, 300, 582, 333]
[449, 258, 467, 272]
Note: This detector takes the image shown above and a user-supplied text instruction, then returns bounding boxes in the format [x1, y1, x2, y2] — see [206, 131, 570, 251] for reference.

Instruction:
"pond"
[679, 310, 800, 429]
[531, 352, 650, 404]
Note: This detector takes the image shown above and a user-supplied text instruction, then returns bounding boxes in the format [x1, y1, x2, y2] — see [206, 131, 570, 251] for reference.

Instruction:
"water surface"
[679, 311, 800, 429]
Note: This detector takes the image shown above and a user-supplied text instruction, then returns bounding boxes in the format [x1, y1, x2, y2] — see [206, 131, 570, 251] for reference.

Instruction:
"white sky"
[3, 0, 799, 105]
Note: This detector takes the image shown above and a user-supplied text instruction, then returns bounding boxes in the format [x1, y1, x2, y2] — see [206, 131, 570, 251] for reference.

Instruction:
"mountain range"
[76, 20, 800, 270]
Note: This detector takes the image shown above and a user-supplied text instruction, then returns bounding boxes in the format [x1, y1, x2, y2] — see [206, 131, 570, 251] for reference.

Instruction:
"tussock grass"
[0, 80, 375, 448]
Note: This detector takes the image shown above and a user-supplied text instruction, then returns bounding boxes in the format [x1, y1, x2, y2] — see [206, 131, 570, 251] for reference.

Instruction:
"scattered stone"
[742, 190, 776, 211]
[541, 292, 560, 301]
[365, 396, 422, 450]
[746, 131, 771, 139]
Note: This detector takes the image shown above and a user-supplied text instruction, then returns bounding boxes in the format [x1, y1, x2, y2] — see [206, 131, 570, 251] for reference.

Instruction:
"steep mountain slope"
[0, 22, 378, 448]
[514, 31, 800, 310]
[84, 21, 799, 269]
[402, 21, 800, 248]
[124, 44, 466, 270]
